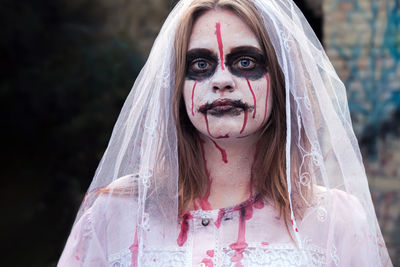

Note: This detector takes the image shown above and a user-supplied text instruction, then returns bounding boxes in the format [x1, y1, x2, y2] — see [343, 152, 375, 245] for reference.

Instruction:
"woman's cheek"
[183, 82, 195, 117]
[183, 81, 205, 131]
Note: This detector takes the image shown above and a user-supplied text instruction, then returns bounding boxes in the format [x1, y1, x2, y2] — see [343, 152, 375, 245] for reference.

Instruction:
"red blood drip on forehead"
[261, 74, 270, 125]
[211, 139, 228, 163]
[239, 110, 248, 134]
[246, 79, 257, 118]
[191, 81, 197, 116]
[215, 22, 225, 70]
[177, 213, 193, 246]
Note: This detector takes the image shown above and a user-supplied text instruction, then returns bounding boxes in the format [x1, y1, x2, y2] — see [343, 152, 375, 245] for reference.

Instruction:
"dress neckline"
[189, 194, 261, 218]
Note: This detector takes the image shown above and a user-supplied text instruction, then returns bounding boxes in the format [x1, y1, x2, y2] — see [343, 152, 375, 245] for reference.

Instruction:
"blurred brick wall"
[323, 0, 400, 264]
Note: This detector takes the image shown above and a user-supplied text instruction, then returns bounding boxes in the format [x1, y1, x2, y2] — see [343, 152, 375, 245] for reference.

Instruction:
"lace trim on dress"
[221, 244, 326, 267]
[107, 243, 326, 267]
[108, 249, 187, 267]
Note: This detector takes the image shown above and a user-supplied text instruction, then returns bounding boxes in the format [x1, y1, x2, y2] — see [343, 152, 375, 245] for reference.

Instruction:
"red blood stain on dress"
[229, 204, 254, 265]
[191, 81, 198, 116]
[253, 198, 264, 209]
[215, 22, 224, 70]
[246, 79, 257, 118]
[207, 250, 215, 257]
[214, 209, 226, 229]
[201, 257, 214, 267]
[177, 213, 193, 246]
[129, 227, 139, 266]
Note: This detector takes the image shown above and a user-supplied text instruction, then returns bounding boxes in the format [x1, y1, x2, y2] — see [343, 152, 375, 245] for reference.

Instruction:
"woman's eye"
[191, 60, 209, 71]
[236, 58, 255, 70]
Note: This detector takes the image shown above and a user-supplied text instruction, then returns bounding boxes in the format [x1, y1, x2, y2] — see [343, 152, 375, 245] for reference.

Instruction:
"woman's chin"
[200, 126, 257, 140]
[191, 114, 261, 140]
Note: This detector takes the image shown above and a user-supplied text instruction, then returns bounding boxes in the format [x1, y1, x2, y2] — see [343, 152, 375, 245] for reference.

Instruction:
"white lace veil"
[59, 0, 392, 266]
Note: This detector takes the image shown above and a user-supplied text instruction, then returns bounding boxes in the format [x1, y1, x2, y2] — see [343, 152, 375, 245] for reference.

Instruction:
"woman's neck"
[198, 133, 259, 209]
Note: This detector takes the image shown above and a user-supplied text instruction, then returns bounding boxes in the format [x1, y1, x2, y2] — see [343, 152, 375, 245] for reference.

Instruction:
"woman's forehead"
[188, 9, 261, 52]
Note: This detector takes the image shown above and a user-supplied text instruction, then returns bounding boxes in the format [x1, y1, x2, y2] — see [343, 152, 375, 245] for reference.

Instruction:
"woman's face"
[183, 9, 272, 139]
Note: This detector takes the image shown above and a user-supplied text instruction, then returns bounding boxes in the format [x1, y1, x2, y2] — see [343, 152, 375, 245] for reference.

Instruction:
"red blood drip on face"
[203, 114, 215, 138]
[198, 137, 212, 210]
[177, 213, 193, 246]
[201, 258, 214, 267]
[129, 227, 139, 267]
[216, 134, 229, 139]
[207, 250, 215, 257]
[239, 110, 248, 134]
[211, 139, 228, 163]
[191, 81, 197, 116]
[246, 79, 257, 118]
[215, 22, 225, 70]
[261, 74, 270, 124]
[214, 208, 226, 228]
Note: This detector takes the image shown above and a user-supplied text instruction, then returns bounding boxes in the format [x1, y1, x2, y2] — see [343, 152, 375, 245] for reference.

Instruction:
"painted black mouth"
[198, 99, 250, 117]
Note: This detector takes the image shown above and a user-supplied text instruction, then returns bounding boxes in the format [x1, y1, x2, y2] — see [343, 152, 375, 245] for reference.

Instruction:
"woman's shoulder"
[316, 186, 365, 215]
[84, 175, 139, 220]
[301, 186, 368, 227]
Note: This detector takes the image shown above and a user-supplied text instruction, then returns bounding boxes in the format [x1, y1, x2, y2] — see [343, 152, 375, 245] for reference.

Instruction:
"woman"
[59, 0, 392, 266]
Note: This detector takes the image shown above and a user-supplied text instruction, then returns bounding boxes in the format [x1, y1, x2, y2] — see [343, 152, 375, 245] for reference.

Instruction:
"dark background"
[1, 1, 322, 266]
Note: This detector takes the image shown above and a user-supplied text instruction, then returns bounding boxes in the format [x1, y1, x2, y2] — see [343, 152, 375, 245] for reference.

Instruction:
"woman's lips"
[198, 99, 250, 117]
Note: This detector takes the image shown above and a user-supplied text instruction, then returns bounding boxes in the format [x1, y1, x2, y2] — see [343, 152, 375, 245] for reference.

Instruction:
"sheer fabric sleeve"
[331, 190, 391, 267]
[58, 198, 108, 267]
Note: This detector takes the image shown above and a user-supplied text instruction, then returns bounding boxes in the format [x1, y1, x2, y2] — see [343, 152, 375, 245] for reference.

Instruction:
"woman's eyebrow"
[186, 48, 218, 62]
[226, 46, 265, 60]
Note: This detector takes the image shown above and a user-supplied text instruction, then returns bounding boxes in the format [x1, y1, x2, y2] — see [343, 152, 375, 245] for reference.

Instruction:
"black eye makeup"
[185, 46, 267, 81]
[186, 49, 218, 81]
[226, 46, 267, 80]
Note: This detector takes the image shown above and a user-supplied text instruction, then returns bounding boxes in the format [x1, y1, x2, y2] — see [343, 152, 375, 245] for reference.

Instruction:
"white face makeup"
[183, 9, 272, 140]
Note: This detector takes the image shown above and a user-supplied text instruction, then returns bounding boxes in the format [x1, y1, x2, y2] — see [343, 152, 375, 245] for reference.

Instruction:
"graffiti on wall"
[329, 0, 400, 134]
[324, 0, 400, 263]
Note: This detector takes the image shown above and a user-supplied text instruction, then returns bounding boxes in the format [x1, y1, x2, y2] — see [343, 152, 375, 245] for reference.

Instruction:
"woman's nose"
[211, 67, 235, 92]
